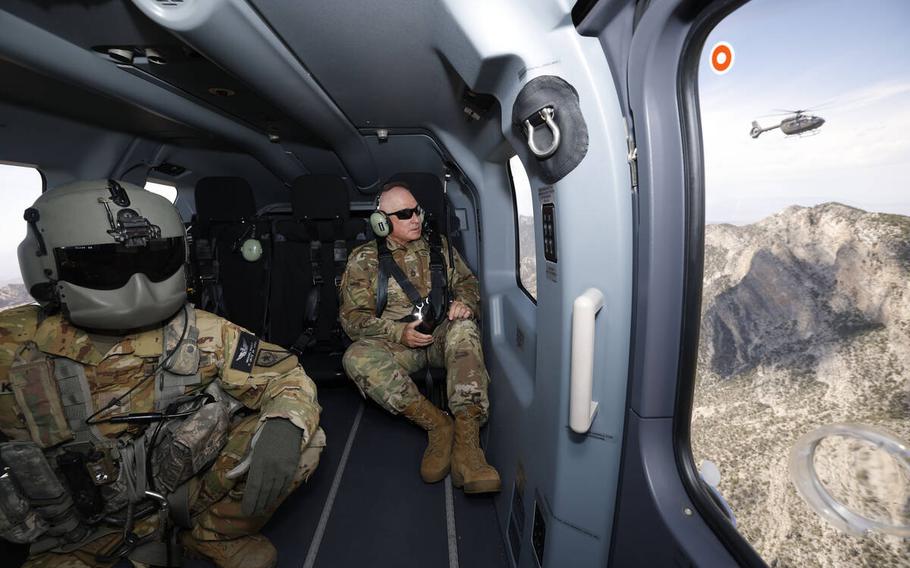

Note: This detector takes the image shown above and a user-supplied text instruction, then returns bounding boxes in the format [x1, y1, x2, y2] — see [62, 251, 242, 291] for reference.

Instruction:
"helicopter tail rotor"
[750, 120, 763, 139]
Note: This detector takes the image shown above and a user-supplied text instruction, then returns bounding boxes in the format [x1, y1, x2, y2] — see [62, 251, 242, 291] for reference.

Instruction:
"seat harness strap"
[375, 232, 448, 320]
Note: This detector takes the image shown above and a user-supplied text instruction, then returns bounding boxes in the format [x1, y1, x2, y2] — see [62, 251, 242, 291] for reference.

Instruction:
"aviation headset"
[369, 180, 423, 238]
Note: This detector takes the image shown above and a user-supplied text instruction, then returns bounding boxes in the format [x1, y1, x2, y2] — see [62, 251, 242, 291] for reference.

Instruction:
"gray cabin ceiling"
[249, 0, 500, 139]
[0, 1, 505, 182]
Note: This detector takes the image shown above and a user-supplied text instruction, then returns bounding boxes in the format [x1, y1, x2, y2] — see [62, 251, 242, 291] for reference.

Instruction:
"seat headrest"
[195, 177, 257, 222]
[386, 173, 444, 219]
[291, 175, 350, 220]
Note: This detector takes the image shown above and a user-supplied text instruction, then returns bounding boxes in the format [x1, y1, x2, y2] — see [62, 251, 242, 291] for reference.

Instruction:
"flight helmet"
[18, 179, 188, 330]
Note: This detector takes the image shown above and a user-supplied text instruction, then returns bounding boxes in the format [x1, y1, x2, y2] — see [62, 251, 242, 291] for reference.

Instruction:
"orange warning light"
[710, 42, 734, 75]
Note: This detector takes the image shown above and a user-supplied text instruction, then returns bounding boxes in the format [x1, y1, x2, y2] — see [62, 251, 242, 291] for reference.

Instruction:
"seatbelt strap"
[375, 238, 425, 319]
[314, 219, 344, 345]
[333, 218, 348, 285]
[376, 239, 390, 317]
[426, 226, 449, 322]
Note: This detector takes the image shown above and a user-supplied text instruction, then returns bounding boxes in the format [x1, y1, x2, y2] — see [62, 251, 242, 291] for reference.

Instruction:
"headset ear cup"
[370, 211, 390, 237]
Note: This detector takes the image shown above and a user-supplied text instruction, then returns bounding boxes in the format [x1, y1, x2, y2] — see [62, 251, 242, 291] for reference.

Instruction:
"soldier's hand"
[401, 319, 434, 348]
[241, 419, 303, 517]
[447, 300, 472, 321]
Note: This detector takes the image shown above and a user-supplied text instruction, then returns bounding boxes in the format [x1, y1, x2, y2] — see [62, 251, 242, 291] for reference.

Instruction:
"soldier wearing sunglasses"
[340, 182, 500, 494]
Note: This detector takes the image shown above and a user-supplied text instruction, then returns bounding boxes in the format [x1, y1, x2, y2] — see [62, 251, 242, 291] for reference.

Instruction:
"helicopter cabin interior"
[0, 1, 781, 567]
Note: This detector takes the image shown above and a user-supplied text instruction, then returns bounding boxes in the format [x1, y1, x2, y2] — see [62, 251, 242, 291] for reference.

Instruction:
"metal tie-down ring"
[523, 106, 561, 159]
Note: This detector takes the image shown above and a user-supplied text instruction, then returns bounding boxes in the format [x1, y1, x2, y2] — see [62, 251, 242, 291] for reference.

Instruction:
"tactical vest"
[0, 306, 230, 559]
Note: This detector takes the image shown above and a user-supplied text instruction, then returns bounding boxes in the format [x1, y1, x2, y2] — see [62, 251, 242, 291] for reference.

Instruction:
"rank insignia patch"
[255, 348, 293, 368]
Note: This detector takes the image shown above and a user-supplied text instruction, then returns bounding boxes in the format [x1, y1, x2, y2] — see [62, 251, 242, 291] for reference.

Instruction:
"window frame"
[144, 178, 179, 203]
[674, 1, 780, 566]
[506, 156, 538, 303]
[0, 161, 46, 193]
[0, 162, 45, 294]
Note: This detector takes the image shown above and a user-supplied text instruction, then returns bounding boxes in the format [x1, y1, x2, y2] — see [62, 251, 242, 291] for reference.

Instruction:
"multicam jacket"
[0, 304, 321, 446]
[339, 235, 480, 344]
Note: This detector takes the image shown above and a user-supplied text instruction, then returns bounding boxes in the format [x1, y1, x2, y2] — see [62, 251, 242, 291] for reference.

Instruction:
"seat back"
[191, 177, 270, 333]
[269, 175, 362, 353]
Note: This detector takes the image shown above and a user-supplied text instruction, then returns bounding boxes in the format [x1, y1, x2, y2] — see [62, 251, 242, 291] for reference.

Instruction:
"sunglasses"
[385, 205, 425, 220]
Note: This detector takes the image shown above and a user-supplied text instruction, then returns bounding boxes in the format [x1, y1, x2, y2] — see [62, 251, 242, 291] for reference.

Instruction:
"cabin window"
[0, 163, 43, 309]
[508, 155, 537, 301]
[689, 1, 910, 566]
[145, 180, 178, 203]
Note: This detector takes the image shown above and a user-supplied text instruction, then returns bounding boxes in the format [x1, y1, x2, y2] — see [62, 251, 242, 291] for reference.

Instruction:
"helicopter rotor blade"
[757, 111, 794, 118]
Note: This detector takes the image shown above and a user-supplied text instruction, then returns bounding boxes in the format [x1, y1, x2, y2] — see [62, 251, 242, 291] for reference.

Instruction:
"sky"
[700, 0, 910, 224]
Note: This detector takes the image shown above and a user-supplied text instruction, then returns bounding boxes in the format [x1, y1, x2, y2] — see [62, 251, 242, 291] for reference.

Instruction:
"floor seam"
[302, 401, 365, 568]
[445, 474, 460, 568]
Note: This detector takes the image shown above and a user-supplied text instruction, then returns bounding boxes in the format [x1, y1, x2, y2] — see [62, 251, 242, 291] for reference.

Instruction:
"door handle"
[570, 288, 604, 433]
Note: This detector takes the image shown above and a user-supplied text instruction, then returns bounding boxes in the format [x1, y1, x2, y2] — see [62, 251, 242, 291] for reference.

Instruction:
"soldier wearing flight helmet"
[0, 179, 323, 568]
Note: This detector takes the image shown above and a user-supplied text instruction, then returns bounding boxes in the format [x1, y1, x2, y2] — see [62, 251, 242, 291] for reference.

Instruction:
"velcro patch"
[255, 348, 293, 368]
[230, 332, 260, 373]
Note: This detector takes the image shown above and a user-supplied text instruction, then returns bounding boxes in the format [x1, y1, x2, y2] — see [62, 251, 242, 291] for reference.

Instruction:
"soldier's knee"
[446, 319, 481, 345]
[342, 339, 380, 374]
[450, 319, 479, 334]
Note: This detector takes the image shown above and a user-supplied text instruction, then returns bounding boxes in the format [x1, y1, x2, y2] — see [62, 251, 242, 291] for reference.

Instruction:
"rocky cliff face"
[692, 203, 910, 567]
[700, 203, 910, 379]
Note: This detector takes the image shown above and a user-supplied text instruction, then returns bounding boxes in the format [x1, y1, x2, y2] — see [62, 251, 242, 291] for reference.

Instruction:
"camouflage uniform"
[0, 304, 324, 568]
[340, 236, 490, 419]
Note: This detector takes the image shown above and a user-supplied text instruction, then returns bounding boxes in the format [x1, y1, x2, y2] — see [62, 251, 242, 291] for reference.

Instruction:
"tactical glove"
[240, 419, 303, 517]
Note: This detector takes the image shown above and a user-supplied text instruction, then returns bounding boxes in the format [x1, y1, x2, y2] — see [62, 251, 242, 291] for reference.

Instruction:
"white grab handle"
[570, 288, 604, 433]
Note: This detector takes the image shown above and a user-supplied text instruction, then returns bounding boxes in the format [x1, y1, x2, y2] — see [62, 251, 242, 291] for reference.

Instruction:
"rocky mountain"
[0, 282, 32, 310]
[691, 203, 910, 567]
[518, 214, 538, 298]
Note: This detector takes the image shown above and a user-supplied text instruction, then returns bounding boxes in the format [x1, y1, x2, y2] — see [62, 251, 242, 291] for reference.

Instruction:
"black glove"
[240, 419, 303, 516]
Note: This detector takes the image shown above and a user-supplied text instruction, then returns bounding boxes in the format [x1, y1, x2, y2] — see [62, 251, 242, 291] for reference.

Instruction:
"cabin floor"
[186, 381, 510, 568]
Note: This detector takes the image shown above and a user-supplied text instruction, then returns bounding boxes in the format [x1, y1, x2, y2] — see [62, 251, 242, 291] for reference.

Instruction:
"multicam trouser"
[343, 319, 490, 420]
[22, 416, 325, 568]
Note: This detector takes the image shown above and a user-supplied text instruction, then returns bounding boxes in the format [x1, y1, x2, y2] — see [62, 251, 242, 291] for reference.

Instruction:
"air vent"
[154, 0, 185, 6]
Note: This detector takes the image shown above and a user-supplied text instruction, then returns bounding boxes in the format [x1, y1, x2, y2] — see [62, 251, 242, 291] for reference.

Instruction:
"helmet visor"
[54, 237, 186, 290]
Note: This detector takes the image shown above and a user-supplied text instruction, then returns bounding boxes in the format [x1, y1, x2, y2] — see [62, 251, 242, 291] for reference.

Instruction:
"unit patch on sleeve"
[230, 332, 260, 373]
[255, 348, 293, 368]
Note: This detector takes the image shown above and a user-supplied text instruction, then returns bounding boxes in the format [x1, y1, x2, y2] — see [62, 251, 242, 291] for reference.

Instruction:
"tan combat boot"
[181, 532, 277, 568]
[401, 396, 454, 483]
[451, 406, 501, 494]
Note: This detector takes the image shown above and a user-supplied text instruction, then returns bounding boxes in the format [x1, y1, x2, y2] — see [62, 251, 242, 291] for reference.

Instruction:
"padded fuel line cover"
[512, 75, 589, 184]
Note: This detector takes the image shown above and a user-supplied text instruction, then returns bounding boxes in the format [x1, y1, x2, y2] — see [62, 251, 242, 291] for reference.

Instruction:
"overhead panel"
[132, 0, 380, 190]
[249, 0, 500, 143]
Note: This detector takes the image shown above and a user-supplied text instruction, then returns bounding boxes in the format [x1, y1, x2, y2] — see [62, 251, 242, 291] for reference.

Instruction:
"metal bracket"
[625, 119, 639, 192]
[523, 106, 561, 159]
